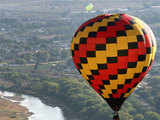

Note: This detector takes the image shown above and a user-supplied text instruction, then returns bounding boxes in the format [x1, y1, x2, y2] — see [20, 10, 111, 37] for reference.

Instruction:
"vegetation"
[0, 65, 160, 120]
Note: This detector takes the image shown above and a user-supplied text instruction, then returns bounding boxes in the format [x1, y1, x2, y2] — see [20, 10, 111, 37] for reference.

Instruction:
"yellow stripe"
[106, 44, 117, 57]
[124, 88, 136, 98]
[117, 37, 128, 50]
[126, 36, 138, 42]
[96, 51, 106, 58]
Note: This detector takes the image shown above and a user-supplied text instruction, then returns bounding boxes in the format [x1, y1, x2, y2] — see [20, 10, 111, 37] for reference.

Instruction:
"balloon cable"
[113, 111, 120, 120]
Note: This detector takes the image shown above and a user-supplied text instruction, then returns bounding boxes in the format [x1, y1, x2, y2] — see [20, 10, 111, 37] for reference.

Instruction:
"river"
[0, 91, 65, 120]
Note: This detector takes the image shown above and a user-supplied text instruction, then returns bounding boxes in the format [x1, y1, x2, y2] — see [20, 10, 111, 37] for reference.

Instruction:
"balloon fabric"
[71, 13, 156, 119]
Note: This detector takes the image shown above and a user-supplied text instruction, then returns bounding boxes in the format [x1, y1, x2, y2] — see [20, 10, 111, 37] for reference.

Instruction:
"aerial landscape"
[0, 0, 160, 120]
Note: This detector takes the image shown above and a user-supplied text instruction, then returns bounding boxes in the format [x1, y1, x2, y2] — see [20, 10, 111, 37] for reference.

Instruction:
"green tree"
[15, 58, 26, 64]
[134, 114, 144, 120]
[120, 112, 133, 120]
[145, 112, 160, 120]
[34, 51, 50, 70]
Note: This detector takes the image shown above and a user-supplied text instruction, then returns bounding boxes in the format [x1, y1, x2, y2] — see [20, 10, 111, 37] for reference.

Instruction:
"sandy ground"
[0, 97, 32, 120]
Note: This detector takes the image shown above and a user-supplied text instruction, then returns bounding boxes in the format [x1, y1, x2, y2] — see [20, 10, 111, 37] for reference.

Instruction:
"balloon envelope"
[85, 3, 94, 11]
[71, 14, 156, 111]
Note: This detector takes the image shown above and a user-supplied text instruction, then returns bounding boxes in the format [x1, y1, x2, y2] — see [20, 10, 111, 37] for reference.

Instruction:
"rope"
[113, 111, 120, 120]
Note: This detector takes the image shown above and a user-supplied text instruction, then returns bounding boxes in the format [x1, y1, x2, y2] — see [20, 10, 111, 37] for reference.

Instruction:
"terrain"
[0, 0, 160, 120]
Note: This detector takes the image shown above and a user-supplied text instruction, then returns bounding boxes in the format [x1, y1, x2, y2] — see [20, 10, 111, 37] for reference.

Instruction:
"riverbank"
[38, 94, 81, 120]
[0, 93, 32, 120]
[0, 91, 66, 120]
[10, 91, 81, 120]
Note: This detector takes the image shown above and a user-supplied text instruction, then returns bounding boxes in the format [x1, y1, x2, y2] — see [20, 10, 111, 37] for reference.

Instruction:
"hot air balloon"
[70, 13, 156, 120]
[85, 3, 94, 12]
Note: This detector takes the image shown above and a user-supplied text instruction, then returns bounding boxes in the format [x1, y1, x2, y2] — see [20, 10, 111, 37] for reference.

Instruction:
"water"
[0, 91, 65, 120]
[21, 95, 65, 120]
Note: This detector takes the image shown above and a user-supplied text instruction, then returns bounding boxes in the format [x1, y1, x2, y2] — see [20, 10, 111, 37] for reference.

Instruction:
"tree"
[134, 114, 144, 120]
[145, 112, 160, 120]
[120, 112, 133, 120]
[15, 58, 26, 64]
[23, 53, 33, 62]
[34, 51, 50, 70]
[35, 51, 50, 62]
